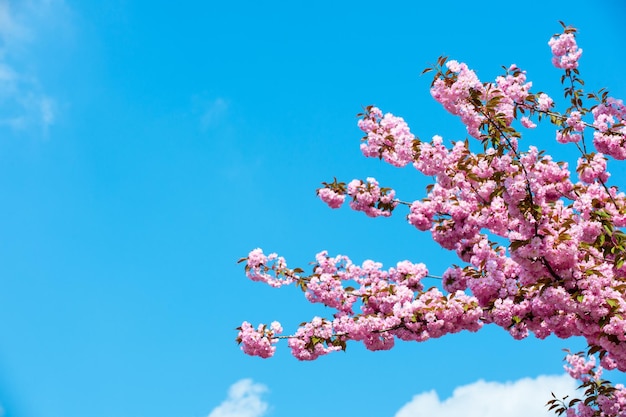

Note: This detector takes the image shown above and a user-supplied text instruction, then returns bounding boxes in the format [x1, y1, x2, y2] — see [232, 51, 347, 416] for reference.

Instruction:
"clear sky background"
[0, 1, 625, 417]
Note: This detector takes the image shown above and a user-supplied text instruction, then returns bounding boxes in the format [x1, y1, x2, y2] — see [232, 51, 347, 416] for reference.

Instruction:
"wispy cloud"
[0, 0, 69, 135]
[208, 379, 270, 417]
[0, 2, 27, 43]
[200, 97, 229, 130]
[395, 374, 578, 417]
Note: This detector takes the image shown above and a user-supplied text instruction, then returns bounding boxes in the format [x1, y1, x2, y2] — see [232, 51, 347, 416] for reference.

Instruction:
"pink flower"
[346, 177, 397, 217]
[557, 130, 582, 144]
[564, 354, 597, 382]
[567, 111, 586, 131]
[317, 187, 345, 209]
[577, 153, 609, 183]
[237, 322, 281, 359]
[537, 93, 554, 111]
[358, 106, 416, 167]
[549, 32, 583, 69]
[247, 248, 267, 268]
[521, 117, 536, 129]
[430, 61, 486, 138]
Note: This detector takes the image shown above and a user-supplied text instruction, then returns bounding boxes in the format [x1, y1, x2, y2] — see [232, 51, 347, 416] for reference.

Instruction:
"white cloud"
[200, 97, 228, 129]
[0, 1, 28, 43]
[395, 374, 578, 417]
[0, 0, 69, 134]
[208, 379, 270, 417]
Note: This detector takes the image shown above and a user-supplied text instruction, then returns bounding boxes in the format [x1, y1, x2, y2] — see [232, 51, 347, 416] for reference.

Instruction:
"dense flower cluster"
[238, 248, 480, 360]
[592, 98, 626, 160]
[549, 32, 583, 70]
[430, 60, 486, 138]
[236, 321, 282, 358]
[317, 187, 345, 209]
[358, 106, 416, 167]
[243, 248, 295, 288]
[346, 177, 397, 217]
[316, 176, 398, 217]
[238, 23, 626, 417]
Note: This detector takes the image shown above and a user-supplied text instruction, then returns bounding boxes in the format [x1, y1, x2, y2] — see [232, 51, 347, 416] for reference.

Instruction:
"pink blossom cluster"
[245, 30, 626, 367]
[430, 60, 486, 138]
[430, 60, 559, 141]
[358, 106, 416, 167]
[243, 248, 295, 288]
[556, 130, 582, 144]
[537, 93, 554, 111]
[239, 25, 626, 417]
[236, 321, 282, 358]
[357, 107, 469, 178]
[412, 135, 453, 176]
[577, 153, 609, 183]
[441, 59, 566, 137]
[389, 260, 428, 291]
[240, 249, 481, 359]
[346, 177, 397, 217]
[317, 187, 345, 208]
[316, 177, 398, 216]
[556, 109, 585, 144]
[567, 111, 586, 131]
[521, 117, 536, 129]
[494, 65, 533, 125]
[304, 251, 357, 313]
[287, 317, 343, 360]
[548, 32, 583, 69]
[592, 98, 626, 160]
[564, 353, 599, 382]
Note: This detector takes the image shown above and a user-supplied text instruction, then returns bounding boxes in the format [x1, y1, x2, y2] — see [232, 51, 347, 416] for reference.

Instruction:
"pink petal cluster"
[567, 111, 586, 132]
[237, 321, 282, 358]
[347, 177, 397, 217]
[577, 153, 609, 183]
[592, 98, 626, 160]
[244, 248, 295, 288]
[537, 93, 554, 111]
[431, 60, 552, 140]
[413, 135, 450, 176]
[241, 249, 481, 360]
[521, 117, 536, 129]
[564, 353, 598, 382]
[548, 32, 583, 69]
[494, 65, 533, 124]
[305, 251, 357, 313]
[287, 317, 343, 360]
[430, 60, 486, 138]
[358, 106, 416, 167]
[556, 130, 582, 144]
[239, 25, 626, 417]
[317, 187, 345, 209]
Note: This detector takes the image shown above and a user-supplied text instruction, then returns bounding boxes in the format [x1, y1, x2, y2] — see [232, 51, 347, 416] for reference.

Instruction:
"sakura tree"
[237, 23, 626, 416]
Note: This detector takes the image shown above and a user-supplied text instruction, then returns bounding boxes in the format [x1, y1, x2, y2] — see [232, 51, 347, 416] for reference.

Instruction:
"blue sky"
[0, 1, 625, 417]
